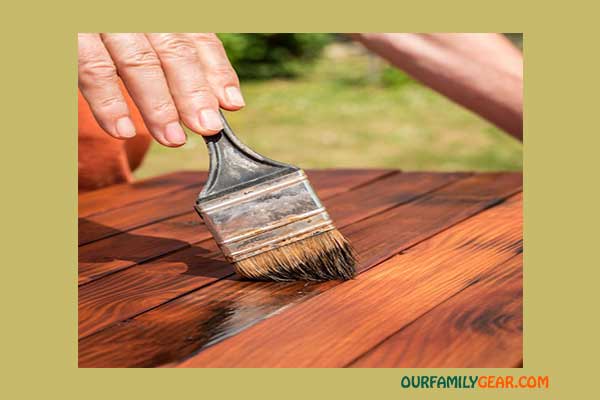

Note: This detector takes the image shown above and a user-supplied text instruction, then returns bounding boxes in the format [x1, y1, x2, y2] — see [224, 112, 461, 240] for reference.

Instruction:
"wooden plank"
[176, 193, 522, 367]
[78, 169, 392, 246]
[349, 254, 522, 368]
[78, 172, 467, 339]
[78, 169, 393, 285]
[79, 171, 205, 218]
[79, 173, 521, 367]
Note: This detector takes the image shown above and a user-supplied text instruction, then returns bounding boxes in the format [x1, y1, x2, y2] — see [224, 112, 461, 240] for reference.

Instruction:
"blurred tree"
[218, 33, 332, 79]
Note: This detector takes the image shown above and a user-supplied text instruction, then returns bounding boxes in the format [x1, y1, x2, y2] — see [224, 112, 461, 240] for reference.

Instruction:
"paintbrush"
[194, 112, 356, 281]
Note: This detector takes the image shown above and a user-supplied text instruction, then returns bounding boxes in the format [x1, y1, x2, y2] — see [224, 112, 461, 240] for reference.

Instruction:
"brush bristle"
[233, 229, 357, 282]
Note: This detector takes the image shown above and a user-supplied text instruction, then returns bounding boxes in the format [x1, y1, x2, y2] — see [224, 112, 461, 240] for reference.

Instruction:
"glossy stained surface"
[78, 169, 523, 368]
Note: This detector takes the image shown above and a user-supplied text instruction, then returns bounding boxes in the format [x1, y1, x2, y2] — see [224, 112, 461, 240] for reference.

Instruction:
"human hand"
[78, 33, 245, 147]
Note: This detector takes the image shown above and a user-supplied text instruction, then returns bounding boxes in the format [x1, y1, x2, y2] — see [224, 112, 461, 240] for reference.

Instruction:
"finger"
[78, 33, 136, 139]
[145, 33, 223, 136]
[101, 33, 185, 147]
[187, 33, 245, 111]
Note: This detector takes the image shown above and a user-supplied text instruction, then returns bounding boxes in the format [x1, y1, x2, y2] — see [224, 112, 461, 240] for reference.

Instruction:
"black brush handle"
[199, 111, 298, 201]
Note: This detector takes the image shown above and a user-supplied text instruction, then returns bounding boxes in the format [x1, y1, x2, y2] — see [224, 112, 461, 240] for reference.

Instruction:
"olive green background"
[3, 1, 597, 398]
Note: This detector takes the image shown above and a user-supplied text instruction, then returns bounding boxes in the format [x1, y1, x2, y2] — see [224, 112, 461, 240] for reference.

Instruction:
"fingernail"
[164, 122, 186, 145]
[199, 109, 224, 131]
[115, 117, 136, 138]
[225, 86, 245, 107]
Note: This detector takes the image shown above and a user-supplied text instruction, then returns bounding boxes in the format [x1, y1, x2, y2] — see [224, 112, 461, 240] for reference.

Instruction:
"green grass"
[134, 44, 522, 179]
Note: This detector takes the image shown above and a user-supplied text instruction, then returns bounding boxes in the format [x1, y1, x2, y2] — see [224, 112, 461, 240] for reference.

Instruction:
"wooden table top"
[78, 169, 523, 368]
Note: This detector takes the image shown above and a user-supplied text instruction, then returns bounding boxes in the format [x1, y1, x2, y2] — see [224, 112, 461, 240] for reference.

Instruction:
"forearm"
[353, 33, 523, 140]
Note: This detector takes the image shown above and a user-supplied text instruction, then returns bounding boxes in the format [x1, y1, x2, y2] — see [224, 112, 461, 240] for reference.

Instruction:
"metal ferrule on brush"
[195, 170, 335, 263]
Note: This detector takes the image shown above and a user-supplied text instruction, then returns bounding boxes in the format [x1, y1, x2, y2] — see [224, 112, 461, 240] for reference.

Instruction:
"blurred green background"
[134, 33, 523, 179]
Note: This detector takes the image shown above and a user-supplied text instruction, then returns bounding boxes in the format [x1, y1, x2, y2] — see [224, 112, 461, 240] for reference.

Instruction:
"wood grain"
[176, 194, 522, 367]
[79, 171, 204, 218]
[79, 173, 521, 367]
[78, 169, 392, 285]
[349, 254, 522, 368]
[78, 172, 467, 339]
